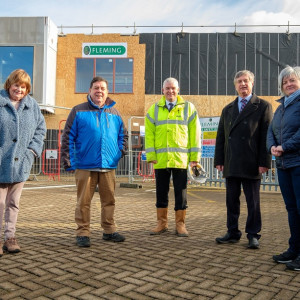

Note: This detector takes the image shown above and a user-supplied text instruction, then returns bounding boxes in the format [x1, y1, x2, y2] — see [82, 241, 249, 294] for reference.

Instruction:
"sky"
[0, 0, 300, 35]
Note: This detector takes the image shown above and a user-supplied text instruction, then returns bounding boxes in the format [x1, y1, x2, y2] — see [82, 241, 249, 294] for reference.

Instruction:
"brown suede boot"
[175, 210, 188, 237]
[150, 208, 168, 235]
[3, 237, 21, 253]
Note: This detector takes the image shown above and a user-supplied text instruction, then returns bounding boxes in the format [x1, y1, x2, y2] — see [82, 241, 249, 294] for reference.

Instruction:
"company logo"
[83, 46, 90, 55]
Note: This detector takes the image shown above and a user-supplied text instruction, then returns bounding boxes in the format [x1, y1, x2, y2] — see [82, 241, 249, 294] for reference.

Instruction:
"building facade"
[3, 16, 300, 130]
[0, 17, 57, 112]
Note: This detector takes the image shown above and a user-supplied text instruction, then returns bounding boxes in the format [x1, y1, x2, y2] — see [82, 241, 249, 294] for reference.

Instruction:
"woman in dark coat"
[0, 69, 46, 255]
[268, 66, 300, 271]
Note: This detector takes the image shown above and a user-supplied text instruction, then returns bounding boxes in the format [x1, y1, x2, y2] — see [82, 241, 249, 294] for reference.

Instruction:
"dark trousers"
[226, 177, 261, 239]
[277, 166, 300, 255]
[155, 168, 187, 211]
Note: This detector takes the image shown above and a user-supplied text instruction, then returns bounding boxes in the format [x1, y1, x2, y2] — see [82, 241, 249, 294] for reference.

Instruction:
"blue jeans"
[277, 166, 300, 255]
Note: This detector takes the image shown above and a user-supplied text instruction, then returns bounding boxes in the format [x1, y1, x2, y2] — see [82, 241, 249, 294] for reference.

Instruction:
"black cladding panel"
[139, 32, 300, 96]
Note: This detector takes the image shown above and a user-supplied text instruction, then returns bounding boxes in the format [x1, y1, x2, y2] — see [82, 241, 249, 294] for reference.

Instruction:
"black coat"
[214, 94, 273, 179]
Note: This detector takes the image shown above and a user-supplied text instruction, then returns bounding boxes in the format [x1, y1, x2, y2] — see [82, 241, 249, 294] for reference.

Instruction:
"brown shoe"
[3, 238, 21, 253]
[0, 243, 3, 257]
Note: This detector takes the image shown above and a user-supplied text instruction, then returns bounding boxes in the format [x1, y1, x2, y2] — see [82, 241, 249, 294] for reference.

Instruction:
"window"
[75, 59, 94, 93]
[76, 58, 133, 93]
[115, 59, 133, 93]
[0, 46, 34, 90]
[96, 59, 113, 91]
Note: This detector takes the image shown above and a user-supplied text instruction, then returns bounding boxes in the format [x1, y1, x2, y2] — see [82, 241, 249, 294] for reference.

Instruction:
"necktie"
[240, 98, 247, 112]
[168, 103, 174, 112]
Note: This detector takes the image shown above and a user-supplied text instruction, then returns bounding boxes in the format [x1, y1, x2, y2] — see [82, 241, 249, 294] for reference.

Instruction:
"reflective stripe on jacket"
[145, 95, 201, 169]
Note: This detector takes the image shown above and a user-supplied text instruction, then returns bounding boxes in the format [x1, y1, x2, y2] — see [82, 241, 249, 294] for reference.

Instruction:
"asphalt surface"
[0, 179, 299, 300]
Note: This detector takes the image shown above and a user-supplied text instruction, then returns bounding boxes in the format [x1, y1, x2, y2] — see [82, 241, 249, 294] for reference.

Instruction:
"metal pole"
[128, 117, 133, 183]
[128, 116, 146, 184]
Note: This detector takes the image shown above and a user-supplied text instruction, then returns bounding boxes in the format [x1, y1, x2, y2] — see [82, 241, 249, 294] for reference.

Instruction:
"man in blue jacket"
[61, 76, 128, 247]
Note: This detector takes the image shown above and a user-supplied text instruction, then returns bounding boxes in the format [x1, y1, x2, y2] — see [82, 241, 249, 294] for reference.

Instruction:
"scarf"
[284, 89, 300, 108]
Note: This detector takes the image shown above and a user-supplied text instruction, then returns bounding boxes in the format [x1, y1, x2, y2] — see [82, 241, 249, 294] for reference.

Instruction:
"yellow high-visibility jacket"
[145, 95, 201, 169]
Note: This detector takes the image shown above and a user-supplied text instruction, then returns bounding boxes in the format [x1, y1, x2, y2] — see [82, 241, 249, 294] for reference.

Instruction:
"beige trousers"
[0, 182, 25, 240]
[75, 169, 117, 236]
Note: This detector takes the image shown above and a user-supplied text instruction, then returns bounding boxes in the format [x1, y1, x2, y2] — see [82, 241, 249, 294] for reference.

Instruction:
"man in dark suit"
[214, 70, 273, 249]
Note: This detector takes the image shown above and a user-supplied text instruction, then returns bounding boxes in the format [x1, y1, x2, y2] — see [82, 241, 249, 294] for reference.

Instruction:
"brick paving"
[0, 180, 300, 299]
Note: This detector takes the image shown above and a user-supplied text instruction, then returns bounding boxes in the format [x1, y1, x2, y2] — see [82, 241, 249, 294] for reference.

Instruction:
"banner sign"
[82, 43, 127, 58]
[199, 117, 220, 158]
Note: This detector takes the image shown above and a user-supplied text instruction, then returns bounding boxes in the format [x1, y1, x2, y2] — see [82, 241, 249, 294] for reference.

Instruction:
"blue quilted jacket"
[0, 89, 46, 183]
[61, 96, 127, 171]
[267, 94, 300, 169]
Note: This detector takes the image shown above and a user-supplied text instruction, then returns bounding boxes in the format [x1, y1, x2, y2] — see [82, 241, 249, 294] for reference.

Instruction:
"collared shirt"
[166, 99, 177, 108]
[238, 94, 252, 112]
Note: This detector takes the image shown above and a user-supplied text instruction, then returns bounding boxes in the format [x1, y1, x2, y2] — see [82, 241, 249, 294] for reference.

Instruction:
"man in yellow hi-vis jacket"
[145, 77, 201, 237]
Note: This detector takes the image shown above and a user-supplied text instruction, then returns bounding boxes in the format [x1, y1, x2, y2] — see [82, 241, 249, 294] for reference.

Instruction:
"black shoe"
[286, 255, 300, 271]
[216, 232, 240, 244]
[76, 236, 90, 247]
[248, 237, 259, 249]
[103, 232, 125, 243]
[273, 251, 298, 264]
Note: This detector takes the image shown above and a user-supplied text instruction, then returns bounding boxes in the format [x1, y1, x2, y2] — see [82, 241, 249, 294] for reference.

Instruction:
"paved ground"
[0, 179, 300, 300]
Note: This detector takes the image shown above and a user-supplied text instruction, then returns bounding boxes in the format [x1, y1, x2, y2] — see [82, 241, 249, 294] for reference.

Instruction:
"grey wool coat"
[214, 94, 273, 179]
[0, 89, 46, 183]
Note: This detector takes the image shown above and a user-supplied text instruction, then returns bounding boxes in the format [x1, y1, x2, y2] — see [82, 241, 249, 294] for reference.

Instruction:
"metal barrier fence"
[30, 146, 279, 191]
[30, 113, 279, 191]
[120, 153, 279, 192]
[124, 116, 279, 191]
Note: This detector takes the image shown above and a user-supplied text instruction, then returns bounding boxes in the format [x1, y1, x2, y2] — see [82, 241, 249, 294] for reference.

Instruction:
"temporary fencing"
[121, 116, 280, 191]
[30, 113, 279, 191]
